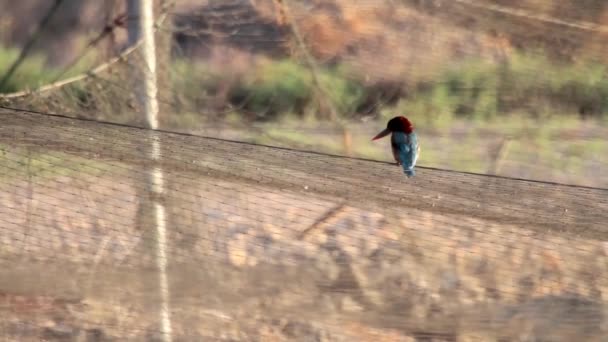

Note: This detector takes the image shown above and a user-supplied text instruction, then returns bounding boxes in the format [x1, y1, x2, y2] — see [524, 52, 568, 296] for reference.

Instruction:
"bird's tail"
[403, 167, 415, 178]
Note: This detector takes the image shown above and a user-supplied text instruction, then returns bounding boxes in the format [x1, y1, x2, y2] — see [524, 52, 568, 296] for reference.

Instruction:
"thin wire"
[49, 13, 128, 83]
[1, 103, 606, 191]
[453, 0, 608, 33]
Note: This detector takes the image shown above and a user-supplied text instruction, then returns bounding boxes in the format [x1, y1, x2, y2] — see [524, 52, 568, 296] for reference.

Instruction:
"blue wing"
[392, 132, 419, 177]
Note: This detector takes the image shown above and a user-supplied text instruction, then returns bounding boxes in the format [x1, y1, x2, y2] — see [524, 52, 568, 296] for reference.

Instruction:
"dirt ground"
[0, 109, 607, 341]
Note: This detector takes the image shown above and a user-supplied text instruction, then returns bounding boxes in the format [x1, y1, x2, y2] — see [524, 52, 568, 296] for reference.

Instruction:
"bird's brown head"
[372, 116, 414, 141]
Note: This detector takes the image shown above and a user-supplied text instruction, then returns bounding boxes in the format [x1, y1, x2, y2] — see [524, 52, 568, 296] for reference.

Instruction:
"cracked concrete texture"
[0, 110, 606, 340]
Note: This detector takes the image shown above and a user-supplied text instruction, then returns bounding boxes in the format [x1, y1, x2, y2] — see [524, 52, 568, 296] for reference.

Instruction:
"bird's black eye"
[387, 117, 399, 131]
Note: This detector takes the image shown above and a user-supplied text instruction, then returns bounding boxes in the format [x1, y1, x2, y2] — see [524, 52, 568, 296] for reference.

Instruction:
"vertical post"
[488, 137, 511, 175]
[127, 0, 142, 46]
[131, 0, 173, 340]
[342, 127, 353, 157]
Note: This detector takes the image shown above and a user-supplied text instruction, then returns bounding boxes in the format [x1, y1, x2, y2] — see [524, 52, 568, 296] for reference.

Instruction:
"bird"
[372, 116, 420, 177]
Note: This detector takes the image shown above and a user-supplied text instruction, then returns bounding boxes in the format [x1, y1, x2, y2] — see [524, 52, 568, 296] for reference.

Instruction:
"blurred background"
[1, 0, 607, 187]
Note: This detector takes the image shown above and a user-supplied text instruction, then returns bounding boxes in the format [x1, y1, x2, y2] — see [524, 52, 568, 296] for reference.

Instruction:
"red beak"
[372, 128, 391, 141]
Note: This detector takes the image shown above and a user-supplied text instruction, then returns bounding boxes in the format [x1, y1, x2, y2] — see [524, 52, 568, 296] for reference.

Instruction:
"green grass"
[0, 45, 91, 94]
[232, 59, 364, 120]
[171, 58, 366, 121]
[381, 52, 608, 127]
[156, 45, 608, 137]
[0, 46, 58, 93]
[168, 49, 608, 131]
[4, 34, 608, 125]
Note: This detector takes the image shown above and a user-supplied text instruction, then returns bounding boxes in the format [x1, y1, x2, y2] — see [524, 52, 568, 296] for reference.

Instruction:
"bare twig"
[0, 1, 174, 100]
[0, 0, 66, 90]
[50, 13, 129, 83]
[273, 0, 354, 155]
[0, 43, 142, 99]
[454, 0, 608, 33]
[275, 0, 340, 121]
[487, 137, 512, 175]
[298, 203, 348, 240]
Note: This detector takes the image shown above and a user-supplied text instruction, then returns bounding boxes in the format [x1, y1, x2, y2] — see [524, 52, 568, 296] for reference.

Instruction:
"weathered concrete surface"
[0, 110, 607, 340]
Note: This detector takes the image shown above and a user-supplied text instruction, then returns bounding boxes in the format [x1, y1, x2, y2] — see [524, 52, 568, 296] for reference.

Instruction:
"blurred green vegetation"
[167, 52, 608, 126]
[1, 44, 607, 186]
[383, 52, 608, 126]
[4, 44, 608, 125]
[0, 44, 91, 94]
[0, 45, 61, 93]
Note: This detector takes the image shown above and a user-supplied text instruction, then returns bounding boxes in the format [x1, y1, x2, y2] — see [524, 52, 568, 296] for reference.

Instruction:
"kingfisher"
[372, 116, 420, 177]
